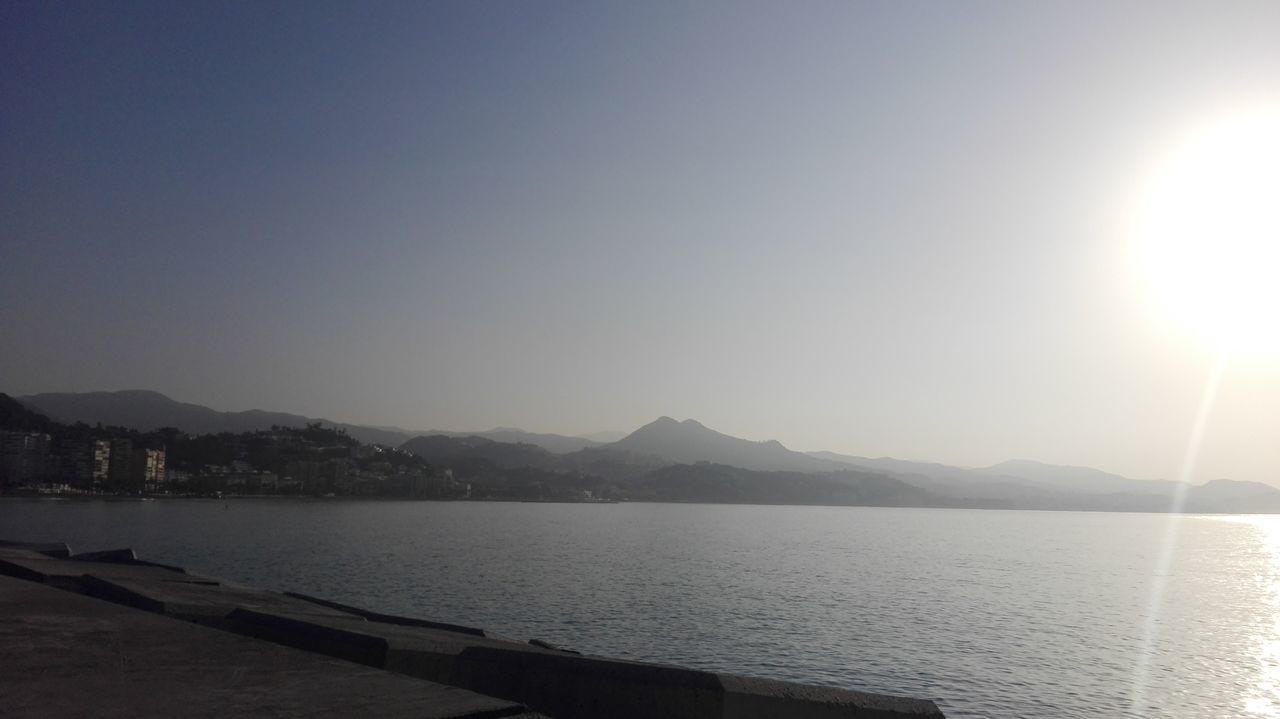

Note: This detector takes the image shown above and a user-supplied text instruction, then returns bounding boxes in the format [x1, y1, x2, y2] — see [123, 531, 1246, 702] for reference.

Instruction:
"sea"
[2, 499, 1276, 719]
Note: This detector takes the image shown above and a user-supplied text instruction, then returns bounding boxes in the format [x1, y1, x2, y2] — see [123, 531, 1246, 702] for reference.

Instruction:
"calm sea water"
[2, 499, 1277, 718]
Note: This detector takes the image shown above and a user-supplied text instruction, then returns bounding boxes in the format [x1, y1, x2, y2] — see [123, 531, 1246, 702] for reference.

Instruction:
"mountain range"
[13, 389, 1279, 512]
[17, 390, 600, 452]
[612, 417, 845, 472]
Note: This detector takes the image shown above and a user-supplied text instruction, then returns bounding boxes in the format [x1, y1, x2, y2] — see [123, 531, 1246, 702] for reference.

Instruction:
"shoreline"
[0, 493, 1273, 515]
[0, 537, 946, 719]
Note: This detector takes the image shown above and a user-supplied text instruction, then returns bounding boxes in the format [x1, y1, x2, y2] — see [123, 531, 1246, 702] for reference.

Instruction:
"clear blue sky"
[3, 2, 1278, 483]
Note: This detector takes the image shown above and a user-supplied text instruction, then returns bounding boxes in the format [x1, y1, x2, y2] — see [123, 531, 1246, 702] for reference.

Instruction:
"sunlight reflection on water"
[1226, 516, 1280, 718]
[6, 501, 1280, 718]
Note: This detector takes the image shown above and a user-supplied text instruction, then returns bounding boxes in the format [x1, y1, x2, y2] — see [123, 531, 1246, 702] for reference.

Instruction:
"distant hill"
[0, 393, 60, 433]
[16, 390, 605, 454]
[398, 434, 557, 469]
[416, 427, 599, 454]
[17, 390, 413, 447]
[611, 417, 845, 473]
[807, 451, 1006, 484]
[578, 430, 628, 444]
[556, 445, 676, 481]
[629, 463, 953, 507]
[809, 450, 1180, 495]
[982, 459, 1178, 494]
[1183, 479, 1280, 513]
[15, 391, 1278, 512]
[806, 449, 1280, 512]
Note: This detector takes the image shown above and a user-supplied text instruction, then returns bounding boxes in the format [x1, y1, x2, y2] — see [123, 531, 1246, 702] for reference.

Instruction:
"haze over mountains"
[17, 390, 600, 453]
[612, 417, 845, 473]
[14, 389, 1280, 513]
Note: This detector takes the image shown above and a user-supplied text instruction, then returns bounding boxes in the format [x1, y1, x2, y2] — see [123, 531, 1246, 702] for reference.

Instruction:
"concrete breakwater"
[0, 539, 945, 718]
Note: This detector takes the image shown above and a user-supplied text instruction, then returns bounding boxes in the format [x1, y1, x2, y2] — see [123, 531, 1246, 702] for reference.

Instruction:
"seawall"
[0, 538, 946, 718]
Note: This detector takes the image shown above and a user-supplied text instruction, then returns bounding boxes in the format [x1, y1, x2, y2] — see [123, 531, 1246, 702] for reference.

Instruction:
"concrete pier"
[0, 540, 946, 718]
[0, 575, 543, 718]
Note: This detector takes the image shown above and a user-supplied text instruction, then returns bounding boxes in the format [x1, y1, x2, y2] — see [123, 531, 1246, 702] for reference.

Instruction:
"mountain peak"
[626, 417, 713, 436]
[612, 417, 839, 473]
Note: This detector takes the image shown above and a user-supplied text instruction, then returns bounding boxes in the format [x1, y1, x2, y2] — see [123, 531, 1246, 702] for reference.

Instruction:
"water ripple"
[1, 500, 1275, 718]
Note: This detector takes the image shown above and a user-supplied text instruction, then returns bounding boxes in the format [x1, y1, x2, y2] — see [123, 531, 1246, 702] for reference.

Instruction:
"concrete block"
[79, 574, 362, 624]
[285, 590, 498, 637]
[446, 644, 726, 719]
[0, 538, 70, 557]
[0, 555, 201, 591]
[226, 607, 390, 667]
[719, 674, 945, 719]
[0, 551, 357, 626]
[0, 575, 537, 718]
[2, 545, 946, 718]
[69, 547, 189, 572]
[0, 546, 59, 562]
[228, 608, 945, 719]
[70, 547, 138, 562]
[528, 638, 580, 654]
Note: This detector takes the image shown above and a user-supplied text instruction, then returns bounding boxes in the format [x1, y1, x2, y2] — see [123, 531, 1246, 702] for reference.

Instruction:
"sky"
[2, 1, 1278, 484]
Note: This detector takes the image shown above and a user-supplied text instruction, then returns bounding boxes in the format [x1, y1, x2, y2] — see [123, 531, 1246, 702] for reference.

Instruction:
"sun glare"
[1134, 108, 1280, 355]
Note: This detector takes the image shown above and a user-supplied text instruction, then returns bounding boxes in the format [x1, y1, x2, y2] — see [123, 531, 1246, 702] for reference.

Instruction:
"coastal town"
[0, 396, 470, 499]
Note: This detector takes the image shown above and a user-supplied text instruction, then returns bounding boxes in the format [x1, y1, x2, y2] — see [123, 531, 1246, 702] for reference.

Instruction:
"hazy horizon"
[5, 386, 1260, 486]
[4, 2, 1278, 485]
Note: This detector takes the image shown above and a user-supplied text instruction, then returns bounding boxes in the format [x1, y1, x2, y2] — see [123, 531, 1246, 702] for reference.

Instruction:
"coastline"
[0, 538, 946, 719]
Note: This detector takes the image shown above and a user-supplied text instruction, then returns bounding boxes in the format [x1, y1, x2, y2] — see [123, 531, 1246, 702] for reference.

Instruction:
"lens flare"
[1134, 108, 1280, 355]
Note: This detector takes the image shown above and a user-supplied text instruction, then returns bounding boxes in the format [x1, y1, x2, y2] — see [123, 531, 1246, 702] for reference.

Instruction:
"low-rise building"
[107, 438, 134, 491]
[132, 448, 166, 493]
[61, 439, 111, 489]
[0, 432, 51, 488]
